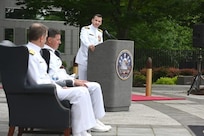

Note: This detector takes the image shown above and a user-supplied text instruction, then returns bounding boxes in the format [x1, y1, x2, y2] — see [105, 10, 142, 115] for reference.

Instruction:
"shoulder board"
[98, 29, 103, 33]
[84, 26, 90, 29]
[29, 49, 35, 55]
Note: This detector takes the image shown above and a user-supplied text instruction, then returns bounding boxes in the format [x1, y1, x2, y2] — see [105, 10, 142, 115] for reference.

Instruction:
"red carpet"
[131, 94, 185, 101]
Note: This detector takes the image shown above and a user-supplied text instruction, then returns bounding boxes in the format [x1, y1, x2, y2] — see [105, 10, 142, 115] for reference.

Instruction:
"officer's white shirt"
[26, 42, 64, 90]
[26, 42, 53, 84]
[43, 45, 74, 81]
[75, 24, 103, 66]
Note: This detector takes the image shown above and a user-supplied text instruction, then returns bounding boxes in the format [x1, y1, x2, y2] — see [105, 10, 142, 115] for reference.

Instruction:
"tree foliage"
[16, 0, 204, 49]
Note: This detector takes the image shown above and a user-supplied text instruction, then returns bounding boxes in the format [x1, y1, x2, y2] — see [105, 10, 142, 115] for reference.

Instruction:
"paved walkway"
[1, 84, 204, 136]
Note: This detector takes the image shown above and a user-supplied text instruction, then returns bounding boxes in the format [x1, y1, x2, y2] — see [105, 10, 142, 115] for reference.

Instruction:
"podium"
[87, 40, 134, 112]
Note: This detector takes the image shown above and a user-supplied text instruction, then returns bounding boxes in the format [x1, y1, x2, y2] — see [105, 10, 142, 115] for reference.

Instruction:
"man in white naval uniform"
[75, 14, 103, 80]
[26, 23, 102, 136]
[43, 28, 111, 132]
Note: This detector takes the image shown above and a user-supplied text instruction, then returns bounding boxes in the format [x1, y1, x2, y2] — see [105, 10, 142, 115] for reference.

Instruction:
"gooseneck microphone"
[104, 30, 112, 39]
[103, 29, 117, 39]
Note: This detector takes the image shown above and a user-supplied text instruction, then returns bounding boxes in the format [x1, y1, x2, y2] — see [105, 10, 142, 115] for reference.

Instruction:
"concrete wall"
[0, 0, 80, 71]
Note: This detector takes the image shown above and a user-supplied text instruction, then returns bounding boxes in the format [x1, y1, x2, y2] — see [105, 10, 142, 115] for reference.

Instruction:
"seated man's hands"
[62, 86, 70, 89]
[74, 79, 89, 87]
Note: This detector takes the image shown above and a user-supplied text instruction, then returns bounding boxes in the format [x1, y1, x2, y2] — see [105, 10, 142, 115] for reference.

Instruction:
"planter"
[177, 75, 194, 85]
[177, 75, 204, 85]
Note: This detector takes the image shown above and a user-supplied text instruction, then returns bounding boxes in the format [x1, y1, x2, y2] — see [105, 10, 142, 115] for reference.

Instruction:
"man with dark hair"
[26, 23, 100, 136]
[43, 28, 112, 133]
[75, 14, 103, 80]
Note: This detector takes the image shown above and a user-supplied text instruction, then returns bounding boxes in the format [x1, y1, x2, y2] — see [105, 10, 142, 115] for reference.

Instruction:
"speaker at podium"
[87, 40, 134, 112]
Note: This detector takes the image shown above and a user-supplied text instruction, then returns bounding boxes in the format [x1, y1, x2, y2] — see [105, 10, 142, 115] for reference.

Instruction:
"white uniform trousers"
[56, 85, 96, 134]
[78, 64, 87, 80]
[85, 82, 105, 119]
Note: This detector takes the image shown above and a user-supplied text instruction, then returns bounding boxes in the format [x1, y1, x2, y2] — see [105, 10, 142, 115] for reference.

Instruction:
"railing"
[134, 48, 204, 70]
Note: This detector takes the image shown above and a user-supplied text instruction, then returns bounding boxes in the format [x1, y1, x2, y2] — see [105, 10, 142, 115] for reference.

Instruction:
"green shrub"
[155, 76, 177, 85]
[68, 66, 73, 74]
[140, 68, 147, 76]
[152, 67, 168, 82]
[171, 76, 177, 83]
[133, 67, 197, 85]
[133, 71, 146, 87]
[62, 60, 67, 68]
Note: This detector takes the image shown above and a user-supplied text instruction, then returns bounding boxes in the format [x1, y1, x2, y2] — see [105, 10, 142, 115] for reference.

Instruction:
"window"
[5, 7, 64, 21]
[5, 28, 14, 42]
[5, 8, 28, 19]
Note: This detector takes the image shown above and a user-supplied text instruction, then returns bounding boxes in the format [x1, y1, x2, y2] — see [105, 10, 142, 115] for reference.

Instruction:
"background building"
[0, 0, 80, 72]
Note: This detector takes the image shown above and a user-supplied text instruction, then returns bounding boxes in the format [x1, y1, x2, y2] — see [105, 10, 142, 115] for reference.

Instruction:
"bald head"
[28, 23, 48, 41]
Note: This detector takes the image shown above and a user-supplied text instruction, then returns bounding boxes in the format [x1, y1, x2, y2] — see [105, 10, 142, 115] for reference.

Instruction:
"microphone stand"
[104, 30, 117, 40]
[187, 48, 204, 95]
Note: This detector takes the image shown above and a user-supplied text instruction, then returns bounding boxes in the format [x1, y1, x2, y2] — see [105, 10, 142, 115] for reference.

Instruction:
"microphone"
[104, 29, 117, 39]
[104, 29, 112, 39]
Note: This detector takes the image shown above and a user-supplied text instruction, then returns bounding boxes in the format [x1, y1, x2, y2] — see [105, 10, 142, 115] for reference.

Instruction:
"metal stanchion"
[146, 57, 152, 96]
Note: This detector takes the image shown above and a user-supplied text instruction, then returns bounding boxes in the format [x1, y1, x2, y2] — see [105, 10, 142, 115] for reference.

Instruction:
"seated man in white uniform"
[26, 23, 107, 136]
[43, 28, 111, 132]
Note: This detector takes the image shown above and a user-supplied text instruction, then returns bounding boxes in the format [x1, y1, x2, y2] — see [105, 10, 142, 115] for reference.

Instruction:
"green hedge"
[133, 67, 197, 86]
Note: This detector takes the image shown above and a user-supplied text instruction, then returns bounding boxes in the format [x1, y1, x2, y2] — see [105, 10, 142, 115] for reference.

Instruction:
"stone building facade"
[0, 0, 80, 71]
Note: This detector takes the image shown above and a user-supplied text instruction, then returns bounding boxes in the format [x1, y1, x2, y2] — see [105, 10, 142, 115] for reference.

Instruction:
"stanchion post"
[145, 57, 152, 96]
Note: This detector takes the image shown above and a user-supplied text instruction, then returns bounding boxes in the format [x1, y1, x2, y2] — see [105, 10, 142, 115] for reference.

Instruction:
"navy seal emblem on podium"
[116, 49, 133, 80]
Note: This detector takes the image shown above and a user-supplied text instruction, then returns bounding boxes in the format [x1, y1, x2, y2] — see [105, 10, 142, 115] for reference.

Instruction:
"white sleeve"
[80, 27, 93, 47]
